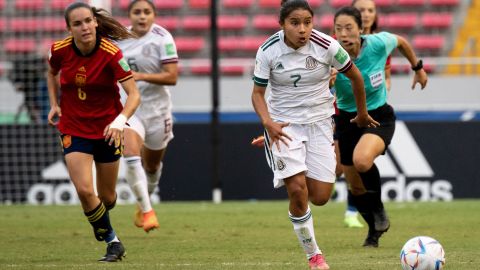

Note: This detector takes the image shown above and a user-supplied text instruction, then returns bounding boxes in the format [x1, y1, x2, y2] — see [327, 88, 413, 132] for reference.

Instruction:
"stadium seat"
[330, 0, 351, 8]
[0, 18, 6, 32]
[51, 0, 84, 10]
[175, 37, 205, 52]
[252, 15, 280, 30]
[421, 13, 453, 28]
[222, 0, 253, 8]
[4, 38, 36, 53]
[429, 0, 460, 6]
[156, 17, 180, 31]
[182, 16, 210, 30]
[0, 0, 5, 10]
[119, 0, 130, 10]
[316, 14, 334, 30]
[189, 59, 211, 75]
[189, 0, 210, 9]
[153, 0, 183, 9]
[10, 18, 38, 32]
[397, 0, 426, 6]
[258, 0, 279, 8]
[218, 15, 248, 30]
[385, 13, 418, 29]
[42, 17, 67, 32]
[15, 0, 44, 10]
[412, 35, 445, 50]
[219, 36, 266, 52]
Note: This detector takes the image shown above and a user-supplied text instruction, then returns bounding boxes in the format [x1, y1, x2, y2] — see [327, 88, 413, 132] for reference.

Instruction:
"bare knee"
[76, 186, 97, 204]
[353, 156, 373, 173]
[288, 185, 309, 213]
[310, 195, 329, 206]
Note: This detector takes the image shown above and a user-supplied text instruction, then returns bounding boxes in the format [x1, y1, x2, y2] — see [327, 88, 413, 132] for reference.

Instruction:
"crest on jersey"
[75, 73, 86, 87]
[142, 45, 151, 57]
[277, 158, 286, 171]
[305, 56, 319, 70]
[118, 58, 131, 72]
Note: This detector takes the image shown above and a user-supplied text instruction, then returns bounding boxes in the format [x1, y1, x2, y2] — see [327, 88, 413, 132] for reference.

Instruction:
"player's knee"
[76, 186, 96, 202]
[309, 192, 330, 206]
[353, 156, 373, 173]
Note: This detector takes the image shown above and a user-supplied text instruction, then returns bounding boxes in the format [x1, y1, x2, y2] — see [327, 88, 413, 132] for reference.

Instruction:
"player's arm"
[395, 35, 428, 90]
[133, 62, 178, 85]
[343, 64, 380, 128]
[46, 65, 61, 126]
[251, 84, 291, 148]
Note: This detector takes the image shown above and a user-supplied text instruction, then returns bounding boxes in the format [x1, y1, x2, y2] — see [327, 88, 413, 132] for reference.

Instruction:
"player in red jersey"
[46, 2, 140, 263]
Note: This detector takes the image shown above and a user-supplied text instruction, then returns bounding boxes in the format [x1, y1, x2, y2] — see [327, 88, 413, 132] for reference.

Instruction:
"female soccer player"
[46, 2, 140, 262]
[117, 0, 178, 233]
[251, 1, 378, 269]
[333, 6, 427, 247]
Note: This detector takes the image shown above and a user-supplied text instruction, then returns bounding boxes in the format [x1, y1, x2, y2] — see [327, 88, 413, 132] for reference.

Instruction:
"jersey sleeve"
[110, 50, 133, 83]
[376, 32, 398, 56]
[159, 31, 179, 65]
[328, 39, 353, 74]
[252, 47, 270, 87]
[48, 44, 61, 71]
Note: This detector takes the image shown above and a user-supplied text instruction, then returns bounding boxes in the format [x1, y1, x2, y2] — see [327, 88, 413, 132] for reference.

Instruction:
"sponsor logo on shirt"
[118, 58, 131, 72]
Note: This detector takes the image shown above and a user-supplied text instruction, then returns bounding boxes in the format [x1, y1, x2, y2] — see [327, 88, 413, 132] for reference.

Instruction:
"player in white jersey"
[117, 0, 178, 233]
[251, 1, 378, 269]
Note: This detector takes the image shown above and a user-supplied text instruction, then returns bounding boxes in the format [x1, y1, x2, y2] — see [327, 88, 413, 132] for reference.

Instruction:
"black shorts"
[336, 103, 396, 166]
[59, 134, 122, 163]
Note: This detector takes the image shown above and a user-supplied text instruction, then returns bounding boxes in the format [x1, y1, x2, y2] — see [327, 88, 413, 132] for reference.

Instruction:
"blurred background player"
[332, 6, 427, 247]
[251, 1, 378, 268]
[47, 2, 140, 262]
[117, 0, 178, 232]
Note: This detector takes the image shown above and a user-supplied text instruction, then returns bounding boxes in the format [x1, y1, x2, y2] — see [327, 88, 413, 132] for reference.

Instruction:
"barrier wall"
[1, 121, 478, 204]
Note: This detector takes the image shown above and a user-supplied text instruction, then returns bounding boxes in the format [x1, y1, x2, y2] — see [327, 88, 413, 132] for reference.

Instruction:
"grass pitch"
[0, 200, 479, 269]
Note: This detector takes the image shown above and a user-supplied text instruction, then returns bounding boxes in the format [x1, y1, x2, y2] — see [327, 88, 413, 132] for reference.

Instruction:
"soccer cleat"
[142, 210, 159, 233]
[134, 205, 143, 228]
[308, 253, 330, 270]
[344, 214, 364, 228]
[373, 208, 390, 232]
[251, 136, 265, 147]
[98, 241, 126, 262]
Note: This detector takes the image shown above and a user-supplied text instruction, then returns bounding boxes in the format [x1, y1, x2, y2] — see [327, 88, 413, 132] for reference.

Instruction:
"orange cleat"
[251, 135, 265, 147]
[142, 210, 159, 233]
[134, 205, 143, 228]
[308, 254, 330, 270]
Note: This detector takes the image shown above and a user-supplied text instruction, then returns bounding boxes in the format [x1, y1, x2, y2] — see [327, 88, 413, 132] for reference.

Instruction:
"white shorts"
[126, 114, 174, 150]
[264, 119, 336, 188]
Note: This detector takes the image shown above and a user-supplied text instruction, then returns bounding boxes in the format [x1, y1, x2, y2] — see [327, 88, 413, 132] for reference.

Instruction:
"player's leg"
[123, 119, 155, 230]
[94, 139, 126, 262]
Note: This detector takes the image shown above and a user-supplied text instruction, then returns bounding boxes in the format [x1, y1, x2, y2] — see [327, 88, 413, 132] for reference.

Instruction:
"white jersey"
[117, 24, 178, 119]
[253, 30, 353, 124]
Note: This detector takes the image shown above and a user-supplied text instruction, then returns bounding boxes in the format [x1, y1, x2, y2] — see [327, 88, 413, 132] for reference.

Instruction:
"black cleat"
[363, 230, 383, 247]
[98, 241, 126, 262]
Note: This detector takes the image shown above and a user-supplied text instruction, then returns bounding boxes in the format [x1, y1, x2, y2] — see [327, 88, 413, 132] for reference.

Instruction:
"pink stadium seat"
[223, 0, 253, 8]
[258, 0, 279, 8]
[430, 0, 460, 6]
[119, 0, 130, 10]
[220, 65, 245, 75]
[412, 35, 445, 50]
[0, 18, 6, 32]
[10, 18, 38, 32]
[219, 36, 266, 52]
[385, 13, 418, 28]
[252, 15, 279, 30]
[421, 13, 453, 28]
[182, 16, 210, 30]
[397, 0, 425, 6]
[0, 0, 5, 9]
[156, 17, 180, 31]
[316, 14, 334, 30]
[154, 0, 183, 9]
[51, 0, 84, 10]
[330, 0, 351, 8]
[189, 0, 210, 8]
[175, 37, 205, 52]
[42, 17, 67, 32]
[218, 15, 248, 30]
[190, 60, 211, 75]
[4, 38, 37, 53]
[15, 0, 44, 10]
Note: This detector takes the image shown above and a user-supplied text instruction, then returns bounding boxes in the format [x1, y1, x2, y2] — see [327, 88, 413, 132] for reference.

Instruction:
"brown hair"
[64, 2, 136, 41]
[351, 0, 378, 33]
[128, 0, 156, 16]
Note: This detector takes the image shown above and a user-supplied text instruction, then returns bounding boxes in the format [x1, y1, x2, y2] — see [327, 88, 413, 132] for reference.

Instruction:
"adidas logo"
[78, 66, 86, 72]
[274, 63, 284, 70]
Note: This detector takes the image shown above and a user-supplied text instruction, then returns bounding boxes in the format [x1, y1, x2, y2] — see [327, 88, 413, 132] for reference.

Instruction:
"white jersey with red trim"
[117, 23, 178, 119]
[253, 29, 352, 124]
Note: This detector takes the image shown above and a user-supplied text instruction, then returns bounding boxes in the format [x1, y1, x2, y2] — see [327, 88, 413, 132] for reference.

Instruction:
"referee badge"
[277, 158, 286, 171]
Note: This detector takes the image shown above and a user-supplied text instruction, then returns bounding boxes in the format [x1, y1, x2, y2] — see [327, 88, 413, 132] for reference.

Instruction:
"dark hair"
[334, 6, 363, 30]
[128, 0, 156, 16]
[351, 0, 378, 33]
[279, 0, 314, 24]
[64, 2, 136, 41]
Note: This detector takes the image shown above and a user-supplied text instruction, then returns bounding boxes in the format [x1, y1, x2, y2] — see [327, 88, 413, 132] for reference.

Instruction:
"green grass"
[0, 200, 479, 269]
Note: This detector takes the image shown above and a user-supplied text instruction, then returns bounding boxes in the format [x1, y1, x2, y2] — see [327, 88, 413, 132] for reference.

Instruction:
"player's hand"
[47, 105, 62, 126]
[132, 71, 144, 81]
[264, 121, 292, 150]
[251, 135, 265, 148]
[329, 68, 338, 89]
[103, 125, 123, 147]
[350, 113, 380, 128]
[412, 69, 428, 90]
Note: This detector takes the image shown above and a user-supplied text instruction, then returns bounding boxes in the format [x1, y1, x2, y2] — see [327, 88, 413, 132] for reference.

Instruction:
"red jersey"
[49, 36, 133, 139]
